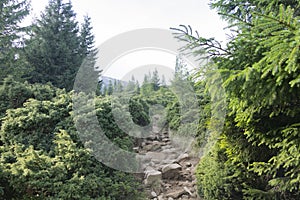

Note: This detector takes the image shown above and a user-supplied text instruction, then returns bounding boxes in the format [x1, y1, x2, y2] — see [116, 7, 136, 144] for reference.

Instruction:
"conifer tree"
[125, 75, 137, 92]
[106, 80, 113, 95]
[174, 1, 300, 199]
[25, 0, 84, 91]
[161, 75, 166, 86]
[151, 68, 160, 91]
[79, 15, 97, 58]
[141, 73, 153, 96]
[0, 0, 30, 82]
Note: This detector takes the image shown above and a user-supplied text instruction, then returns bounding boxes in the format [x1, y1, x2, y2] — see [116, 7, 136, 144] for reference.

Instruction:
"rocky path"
[134, 120, 201, 200]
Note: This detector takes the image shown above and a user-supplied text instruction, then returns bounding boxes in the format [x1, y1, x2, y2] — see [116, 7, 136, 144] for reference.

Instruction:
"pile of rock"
[135, 128, 200, 200]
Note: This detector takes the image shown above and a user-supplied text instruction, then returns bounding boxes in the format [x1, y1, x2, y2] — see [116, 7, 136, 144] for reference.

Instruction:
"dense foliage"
[0, 0, 144, 199]
[0, 80, 144, 199]
[174, 1, 300, 199]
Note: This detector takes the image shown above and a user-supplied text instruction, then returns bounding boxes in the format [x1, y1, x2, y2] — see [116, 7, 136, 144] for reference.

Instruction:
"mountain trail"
[134, 115, 201, 200]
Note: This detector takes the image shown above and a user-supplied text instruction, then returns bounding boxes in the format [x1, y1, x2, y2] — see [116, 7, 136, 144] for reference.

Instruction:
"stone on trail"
[162, 163, 182, 179]
[136, 119, 200, 199]
[132, 147, 139, 152]
[143, 141, 161, 151]
[166, 188, 188, 199]
[177, 153, 189, 163]
[144, 170, 162, 185]
[157, 195, 163, 200]
[160, 159, 177, 165]
[185, 162, 192, 167]
[151, 191, 157, 198]
[146, 151, 166, 161]
[183, 186, 193, 196]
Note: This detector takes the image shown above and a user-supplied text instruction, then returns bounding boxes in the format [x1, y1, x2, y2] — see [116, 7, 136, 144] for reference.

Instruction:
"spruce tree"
[79, 15, 97, 58]
[141, 73, 153, 96]
[106, 80, 113, 95]
[0, 0, 30, 82]
[25, 0, 84, 91]
[174, 1, 300, 199]
[151, 68, 160, 91]
[125, 75, 136, 92]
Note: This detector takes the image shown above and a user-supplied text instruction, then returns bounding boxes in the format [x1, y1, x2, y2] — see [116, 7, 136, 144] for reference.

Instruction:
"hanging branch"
[170, 25, 231, 59]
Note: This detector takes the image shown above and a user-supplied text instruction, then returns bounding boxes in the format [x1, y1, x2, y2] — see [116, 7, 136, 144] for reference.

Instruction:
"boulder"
[151, 191, 157, 198]
[183, 186, 193, 196]
[160, 159, 177, 165]
[162, 163, 182, 179]
[144, 170, 162, 185]
[162, 138, 170, 143]
[157, 195, 164, 200]
[143, 141, 161, 151]
[181, 194, 190, 200]
[177, 153, 189, 163]
[146, 151, 166, 160]
[132, 147, 139, 152]
[185, 162, 192, 167]
[166, 189, 187, 199]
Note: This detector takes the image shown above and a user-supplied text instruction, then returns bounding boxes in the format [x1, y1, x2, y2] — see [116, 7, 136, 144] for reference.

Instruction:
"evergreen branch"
[217, 12, 254, 27]
[170, 25, 231, 57]
[253, 7, 297, 31]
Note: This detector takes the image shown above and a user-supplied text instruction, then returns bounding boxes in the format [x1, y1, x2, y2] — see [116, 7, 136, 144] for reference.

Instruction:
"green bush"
[0, 83, 143, 199]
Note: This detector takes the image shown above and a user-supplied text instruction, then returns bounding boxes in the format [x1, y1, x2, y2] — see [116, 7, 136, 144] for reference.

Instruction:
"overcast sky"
[28, 0, 227, 45]
[27, 0, 228, 82]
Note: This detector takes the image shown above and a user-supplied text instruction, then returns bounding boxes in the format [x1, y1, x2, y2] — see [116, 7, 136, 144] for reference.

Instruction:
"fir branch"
[217, 12, 254, 27]
[170, 25, 231, 57]
[253, 6, 297, 31]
